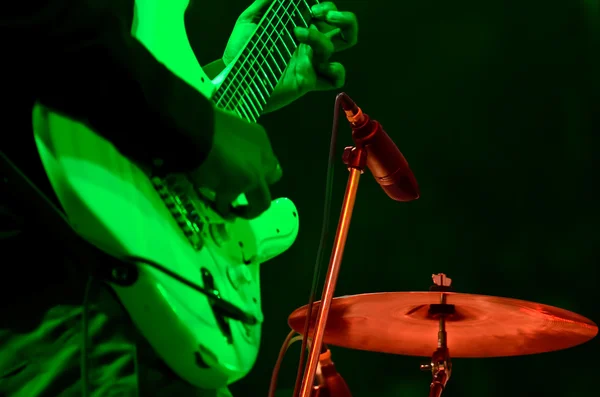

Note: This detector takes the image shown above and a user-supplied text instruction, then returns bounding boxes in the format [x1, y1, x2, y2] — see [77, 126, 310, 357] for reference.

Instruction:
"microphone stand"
[298, 145, 367, 397]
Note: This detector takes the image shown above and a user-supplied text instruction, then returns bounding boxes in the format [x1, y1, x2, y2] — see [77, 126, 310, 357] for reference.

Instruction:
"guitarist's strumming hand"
[224, 0, 359, 113]
[189, 107, 282, 220]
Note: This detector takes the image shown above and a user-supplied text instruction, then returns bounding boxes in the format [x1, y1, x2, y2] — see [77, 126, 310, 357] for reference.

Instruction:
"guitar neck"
[211, 0, 318, 123]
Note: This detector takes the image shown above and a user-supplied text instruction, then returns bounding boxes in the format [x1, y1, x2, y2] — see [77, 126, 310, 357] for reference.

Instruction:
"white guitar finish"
[32, 0, 301, 389]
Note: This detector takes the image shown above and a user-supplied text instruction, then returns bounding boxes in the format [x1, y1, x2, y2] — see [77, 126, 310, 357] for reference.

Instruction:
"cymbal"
[288, 292, 598, 358]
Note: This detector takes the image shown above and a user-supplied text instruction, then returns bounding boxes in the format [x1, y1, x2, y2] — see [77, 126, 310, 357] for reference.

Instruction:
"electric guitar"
[31, 0, 316, 389]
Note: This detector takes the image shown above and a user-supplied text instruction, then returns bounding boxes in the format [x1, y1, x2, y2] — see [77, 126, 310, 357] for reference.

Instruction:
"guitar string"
[214, 0, 291, 118]
[222, 0, 291, 120]
[216, 0, 304, 109]
[226, 0, 310, 117]
[228, 0, 314, 118]
[217, 0, 305, 118]
[217, 0, 314, 121]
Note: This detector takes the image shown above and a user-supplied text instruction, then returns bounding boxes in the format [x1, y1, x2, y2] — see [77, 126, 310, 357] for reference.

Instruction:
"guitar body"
[32, 0, 299, 389]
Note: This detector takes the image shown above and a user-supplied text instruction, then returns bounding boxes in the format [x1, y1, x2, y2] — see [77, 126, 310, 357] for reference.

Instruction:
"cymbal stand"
[298, 146, 368, 397]
[421, 277, 453, 397]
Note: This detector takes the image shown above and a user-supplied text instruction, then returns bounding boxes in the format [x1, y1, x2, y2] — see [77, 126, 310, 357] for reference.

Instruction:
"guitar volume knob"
[227, 264, 252, 290]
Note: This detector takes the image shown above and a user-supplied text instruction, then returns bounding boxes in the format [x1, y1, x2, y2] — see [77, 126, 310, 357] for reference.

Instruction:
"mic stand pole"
[298, 146, 367, 397]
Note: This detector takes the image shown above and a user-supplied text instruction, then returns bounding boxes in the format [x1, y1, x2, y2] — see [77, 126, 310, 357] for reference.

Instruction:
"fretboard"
[212, 0, 318, 123]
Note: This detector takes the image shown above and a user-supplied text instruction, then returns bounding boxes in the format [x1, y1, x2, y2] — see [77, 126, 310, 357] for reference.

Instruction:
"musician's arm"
[1, 0, 215, 173]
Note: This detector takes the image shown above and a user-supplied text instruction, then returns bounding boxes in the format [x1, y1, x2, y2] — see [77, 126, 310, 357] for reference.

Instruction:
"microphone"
[338, 93, 420, 202]
[313, 345, 352, 397]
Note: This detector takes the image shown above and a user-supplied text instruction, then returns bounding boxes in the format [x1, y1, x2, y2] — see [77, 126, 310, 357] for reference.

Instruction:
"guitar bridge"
[151, 175, 205, 251]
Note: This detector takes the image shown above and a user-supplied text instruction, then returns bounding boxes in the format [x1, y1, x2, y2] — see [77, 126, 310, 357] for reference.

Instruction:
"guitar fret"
[236, 75, 260, 120]
[295, 3, 309, 27]
[262, 69, 275, 90]
[224, 67, 245, 111]
[251, 48, 275, 90]
[253, 50, 277, 90]
[252, 80, 268, 104]
[280, 30, 296, 58]
[242, 94, 261, 119]
[236, 57, 265, 112]
[213, 0, 318, 123]
[267, 18, 293, 59]
[255, 22, 286, 74]
[253, 37, 285, 73]
[247, 84, 265, 108]
[238, 99, 255, 122]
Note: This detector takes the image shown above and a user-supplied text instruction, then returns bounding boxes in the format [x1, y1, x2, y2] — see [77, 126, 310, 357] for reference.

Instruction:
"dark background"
[188, 1, 600, 396]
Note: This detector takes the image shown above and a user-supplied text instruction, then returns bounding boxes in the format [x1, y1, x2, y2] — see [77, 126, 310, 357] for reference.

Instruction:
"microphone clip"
[342, 146, 368, 172]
